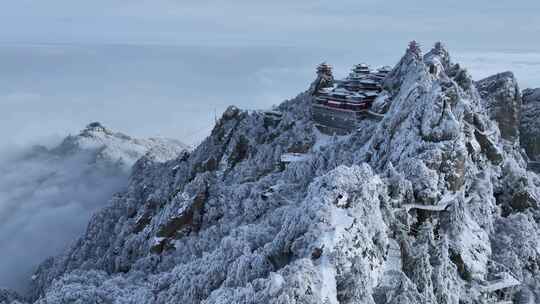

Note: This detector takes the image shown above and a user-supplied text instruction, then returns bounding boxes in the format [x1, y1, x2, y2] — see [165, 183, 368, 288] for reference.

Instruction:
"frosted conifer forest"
[3, 42, 540, 304]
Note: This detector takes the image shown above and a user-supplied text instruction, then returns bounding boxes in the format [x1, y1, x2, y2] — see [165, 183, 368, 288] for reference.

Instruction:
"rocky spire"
[383, 40, 426, 92]
[407, 40, 423, 59]
[476, 72, 521, 143]
[424, 42, 451, 72]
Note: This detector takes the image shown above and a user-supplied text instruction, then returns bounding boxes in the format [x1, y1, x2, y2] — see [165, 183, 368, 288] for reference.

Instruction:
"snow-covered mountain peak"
[407, 40, 423, 58]
[9, 42, 540, 304]
[81, 121, 115, 136]
[52, 122, 188, 168]
[383, 41, 430, 93]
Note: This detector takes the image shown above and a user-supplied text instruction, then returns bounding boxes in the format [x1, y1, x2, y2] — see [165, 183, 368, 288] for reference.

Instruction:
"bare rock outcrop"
[476, 72, 521, 143]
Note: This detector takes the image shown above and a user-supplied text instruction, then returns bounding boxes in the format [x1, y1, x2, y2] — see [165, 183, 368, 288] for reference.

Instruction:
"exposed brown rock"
[157, 190, 207, 239]
[510, 191, 538, 212]
[474, 129, 503, 165]
[520, 88, 540, 161]
[476, 72, 521, 143]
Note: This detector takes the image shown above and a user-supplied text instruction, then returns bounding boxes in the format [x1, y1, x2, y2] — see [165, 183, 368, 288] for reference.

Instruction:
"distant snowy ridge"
[8, 43, 540, 304]
[51, 122, 189, 167]
[0, 122, 187, 295]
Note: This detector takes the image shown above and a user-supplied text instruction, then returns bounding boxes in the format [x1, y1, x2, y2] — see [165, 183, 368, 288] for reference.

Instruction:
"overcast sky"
[2, 0, 540, 50]
[1, 0, 540, 146]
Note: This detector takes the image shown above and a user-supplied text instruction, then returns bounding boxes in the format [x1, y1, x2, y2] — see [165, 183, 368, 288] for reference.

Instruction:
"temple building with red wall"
[311, 63, 391, 134]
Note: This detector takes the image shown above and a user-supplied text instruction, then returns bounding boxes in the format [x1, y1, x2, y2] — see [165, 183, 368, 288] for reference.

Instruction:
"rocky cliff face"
[14, 44, 540, 304]
[521, 88, 540, 161]
[475, 72, 522, 144]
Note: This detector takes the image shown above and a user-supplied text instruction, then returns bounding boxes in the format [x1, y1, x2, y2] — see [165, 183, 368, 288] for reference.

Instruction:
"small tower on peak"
[311, 62, 335, 94]
[85, 122, 107, 132]
[407, 40, 422, 57]
[317, 62, 333, 77]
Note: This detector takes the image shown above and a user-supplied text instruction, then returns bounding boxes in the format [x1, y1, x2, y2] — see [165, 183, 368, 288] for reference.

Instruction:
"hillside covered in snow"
[0, 123, 187, 295]
[4, 42, 540, 304]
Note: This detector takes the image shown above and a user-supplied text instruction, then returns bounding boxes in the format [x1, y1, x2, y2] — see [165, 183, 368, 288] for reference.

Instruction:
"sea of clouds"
[0, 143, 130, 292]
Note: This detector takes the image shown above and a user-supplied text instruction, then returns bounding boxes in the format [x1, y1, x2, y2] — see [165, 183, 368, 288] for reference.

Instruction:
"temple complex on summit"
[311, 62, 391, 134]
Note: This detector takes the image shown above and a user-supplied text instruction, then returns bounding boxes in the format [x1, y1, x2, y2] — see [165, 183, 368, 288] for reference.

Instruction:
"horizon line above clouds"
[1, 44, 540, 151]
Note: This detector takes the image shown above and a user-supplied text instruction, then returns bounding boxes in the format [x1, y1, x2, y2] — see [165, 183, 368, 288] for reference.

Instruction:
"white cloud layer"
[457, 51, 540, 88]
[0, 146, 129, 292]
